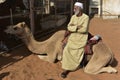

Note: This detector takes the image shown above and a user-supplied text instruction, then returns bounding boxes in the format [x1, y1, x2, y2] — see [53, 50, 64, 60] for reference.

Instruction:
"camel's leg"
[47, 49, 58, 63]
[57, 45, 63, 61]
[84, 41, 114, 74]
[52, 41, 62, 61]
[37, 55, 49, 62]
[38, 54, 56, 63]
[95, 66, 117, 74]
[84, 65, 117, 74]
[38, 45, 62, 63]
[84, 52, 112, 74]
[47, 54, 56, 63]
[57, 53, 62, 60]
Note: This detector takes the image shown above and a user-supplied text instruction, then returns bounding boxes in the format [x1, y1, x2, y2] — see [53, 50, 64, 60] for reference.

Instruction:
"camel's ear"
[21, 22, 26, 28]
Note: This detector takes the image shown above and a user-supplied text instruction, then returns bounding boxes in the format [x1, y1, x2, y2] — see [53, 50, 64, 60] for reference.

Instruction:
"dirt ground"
[0, 17, 120, 80]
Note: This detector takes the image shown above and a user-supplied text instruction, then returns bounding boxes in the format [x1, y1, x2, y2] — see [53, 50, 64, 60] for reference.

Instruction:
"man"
[61, 2, 89, 78]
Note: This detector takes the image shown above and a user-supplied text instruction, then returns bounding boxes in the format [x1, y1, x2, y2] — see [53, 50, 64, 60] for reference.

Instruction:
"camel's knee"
[47, 55, 57, 63]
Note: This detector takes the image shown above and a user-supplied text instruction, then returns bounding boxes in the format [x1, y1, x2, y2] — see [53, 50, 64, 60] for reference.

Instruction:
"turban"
[74, 2, 83, 9]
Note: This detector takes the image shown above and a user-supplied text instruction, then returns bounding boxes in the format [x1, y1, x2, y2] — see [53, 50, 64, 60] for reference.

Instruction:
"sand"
[0, 17, 120, 80]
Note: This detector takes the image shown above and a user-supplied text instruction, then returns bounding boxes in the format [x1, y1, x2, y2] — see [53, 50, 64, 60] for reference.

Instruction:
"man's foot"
[61, 70, 69, 78]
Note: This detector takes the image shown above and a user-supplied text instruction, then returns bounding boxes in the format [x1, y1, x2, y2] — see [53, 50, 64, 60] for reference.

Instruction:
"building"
[89, 0, 120, 19]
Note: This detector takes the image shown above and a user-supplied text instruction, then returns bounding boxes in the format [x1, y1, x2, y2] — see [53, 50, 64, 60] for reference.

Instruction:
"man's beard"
[74, 10, 80, 15]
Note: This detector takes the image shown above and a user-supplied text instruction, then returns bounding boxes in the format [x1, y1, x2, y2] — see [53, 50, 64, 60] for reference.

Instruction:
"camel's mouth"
[4, 25, 15, 34]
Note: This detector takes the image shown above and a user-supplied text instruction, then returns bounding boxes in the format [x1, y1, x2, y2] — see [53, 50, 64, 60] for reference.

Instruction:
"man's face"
[74, 6, 81, 15]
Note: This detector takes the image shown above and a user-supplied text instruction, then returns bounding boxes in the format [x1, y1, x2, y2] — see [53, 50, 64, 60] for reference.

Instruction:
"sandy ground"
[0, 17, 120, 80]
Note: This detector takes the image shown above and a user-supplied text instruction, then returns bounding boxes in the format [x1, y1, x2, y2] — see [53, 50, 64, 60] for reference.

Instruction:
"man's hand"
[77, 25, 82, 29]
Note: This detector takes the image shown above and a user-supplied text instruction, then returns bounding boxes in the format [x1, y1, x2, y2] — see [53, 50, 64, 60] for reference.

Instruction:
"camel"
[5, 22, 117, 74]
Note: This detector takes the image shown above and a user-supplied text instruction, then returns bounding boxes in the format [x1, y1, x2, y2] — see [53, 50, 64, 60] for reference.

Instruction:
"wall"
[103, 0, 120, 15]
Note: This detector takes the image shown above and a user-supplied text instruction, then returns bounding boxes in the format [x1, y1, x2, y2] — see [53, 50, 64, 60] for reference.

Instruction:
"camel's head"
[5, 22, 27, 36]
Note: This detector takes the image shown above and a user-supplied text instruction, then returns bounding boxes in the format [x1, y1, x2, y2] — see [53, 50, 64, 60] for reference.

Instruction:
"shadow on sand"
[0, 72, 10, 80]
[0, 46, 32, 70]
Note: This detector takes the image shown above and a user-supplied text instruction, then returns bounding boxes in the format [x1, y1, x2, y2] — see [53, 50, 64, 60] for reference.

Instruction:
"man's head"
[74, 2, 83, 16]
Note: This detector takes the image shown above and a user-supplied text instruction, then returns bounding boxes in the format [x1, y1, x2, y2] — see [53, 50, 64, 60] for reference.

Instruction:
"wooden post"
[10, 8, 13, 25]
[70, 0, 74, 16]
[30, 0, 35, 34]
[100, 0, 102, 17]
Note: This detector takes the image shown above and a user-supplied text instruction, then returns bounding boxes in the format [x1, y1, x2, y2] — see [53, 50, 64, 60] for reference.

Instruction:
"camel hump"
[94, 41, 112, 53]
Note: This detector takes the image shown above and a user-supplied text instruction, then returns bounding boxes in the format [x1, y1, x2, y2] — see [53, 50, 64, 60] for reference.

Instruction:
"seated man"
[61, 2, 89, 78]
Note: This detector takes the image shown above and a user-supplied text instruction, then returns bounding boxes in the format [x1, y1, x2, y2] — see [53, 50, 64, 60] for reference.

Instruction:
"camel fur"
[5, 22, 117, 74]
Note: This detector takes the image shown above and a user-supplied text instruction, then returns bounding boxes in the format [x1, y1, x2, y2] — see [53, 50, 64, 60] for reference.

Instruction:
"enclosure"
[0, 0, 89, 50]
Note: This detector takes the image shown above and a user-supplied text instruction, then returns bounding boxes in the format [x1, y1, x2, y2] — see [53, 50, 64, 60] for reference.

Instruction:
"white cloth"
[90, 35, 101, 40]
[74, 2, 83, 9]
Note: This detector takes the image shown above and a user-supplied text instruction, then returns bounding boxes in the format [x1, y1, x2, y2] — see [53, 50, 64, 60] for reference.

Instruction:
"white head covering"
[74, 2, 83, 9]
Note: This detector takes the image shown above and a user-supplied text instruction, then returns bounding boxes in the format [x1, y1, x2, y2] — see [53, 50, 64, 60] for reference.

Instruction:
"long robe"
[62, 13, 89, 70]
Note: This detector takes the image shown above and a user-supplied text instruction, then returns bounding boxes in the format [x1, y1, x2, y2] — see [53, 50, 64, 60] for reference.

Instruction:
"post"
[100, 0, 102, 17]
[30, 0, 35, 34]
[70, 0, 73, 16]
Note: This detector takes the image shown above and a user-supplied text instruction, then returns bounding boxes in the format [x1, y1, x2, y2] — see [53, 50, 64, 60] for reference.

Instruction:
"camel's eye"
[13, 27, 18, 30]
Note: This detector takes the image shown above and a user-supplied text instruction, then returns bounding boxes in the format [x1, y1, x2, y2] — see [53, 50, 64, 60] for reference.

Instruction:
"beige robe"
[62, 13, 89, 70]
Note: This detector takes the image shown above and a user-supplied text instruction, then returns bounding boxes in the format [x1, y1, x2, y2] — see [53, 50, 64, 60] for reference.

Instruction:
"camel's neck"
[20, 29, 47, 54]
